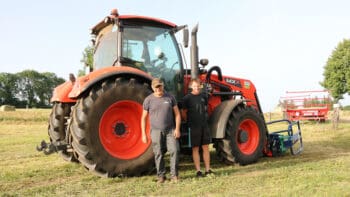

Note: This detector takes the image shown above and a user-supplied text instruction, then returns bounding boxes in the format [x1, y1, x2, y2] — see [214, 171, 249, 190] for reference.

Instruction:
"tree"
[321, 39, 350, 101]
[16, 70, 40, 107]
[0, 73, 20, 106]
[79, 45, 94, 76]
[36, 72, 65, 107]
[16, 70, 65, 108]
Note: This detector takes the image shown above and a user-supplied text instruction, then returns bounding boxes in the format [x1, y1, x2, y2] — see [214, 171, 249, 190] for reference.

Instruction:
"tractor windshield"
[122, 25, 183, 96]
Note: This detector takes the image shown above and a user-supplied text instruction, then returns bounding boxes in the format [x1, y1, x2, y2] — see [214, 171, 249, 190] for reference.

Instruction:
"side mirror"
[183, 27, 189, 48]
[199, 59, 209, 67]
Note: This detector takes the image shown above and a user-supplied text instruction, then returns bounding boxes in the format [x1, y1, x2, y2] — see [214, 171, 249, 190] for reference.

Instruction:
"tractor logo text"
[225, 78, 242, 88]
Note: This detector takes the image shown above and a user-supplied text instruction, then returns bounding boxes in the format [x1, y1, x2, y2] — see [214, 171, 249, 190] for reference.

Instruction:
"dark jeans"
[151, 128, 180, 178]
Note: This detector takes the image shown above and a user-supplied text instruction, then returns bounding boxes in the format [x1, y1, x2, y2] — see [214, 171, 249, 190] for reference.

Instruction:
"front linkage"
[266, 119, 303, 157]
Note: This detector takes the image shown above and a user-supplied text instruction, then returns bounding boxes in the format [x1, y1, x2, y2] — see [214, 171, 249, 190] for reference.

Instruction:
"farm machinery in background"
[280, 90, 332, 122]
[37, 9, 303, 177]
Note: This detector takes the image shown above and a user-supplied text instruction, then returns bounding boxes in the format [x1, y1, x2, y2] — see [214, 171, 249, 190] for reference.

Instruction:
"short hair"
[189, 78, 201, 86]
[151, 78, 164, 89]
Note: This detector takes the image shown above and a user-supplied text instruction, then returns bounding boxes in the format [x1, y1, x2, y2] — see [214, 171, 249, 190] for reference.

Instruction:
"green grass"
[0, 109, 349, 196]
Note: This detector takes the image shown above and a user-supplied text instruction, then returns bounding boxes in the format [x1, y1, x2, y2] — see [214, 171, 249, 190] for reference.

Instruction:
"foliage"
[279, 99, 296, 109]
[79, 45, 94, 76]
[0, 70, 65, 108]
[0, 73, 20, 106]
[321, 39, 350, 101]
[303, 96, 333, 109]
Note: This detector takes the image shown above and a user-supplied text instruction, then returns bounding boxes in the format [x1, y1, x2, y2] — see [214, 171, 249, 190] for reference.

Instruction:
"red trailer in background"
[280, 90, 332, 122]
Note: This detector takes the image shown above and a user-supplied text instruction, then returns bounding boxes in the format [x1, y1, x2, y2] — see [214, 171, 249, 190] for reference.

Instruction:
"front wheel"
[216, 105, 266, 165]
[48, 102, 78, 162]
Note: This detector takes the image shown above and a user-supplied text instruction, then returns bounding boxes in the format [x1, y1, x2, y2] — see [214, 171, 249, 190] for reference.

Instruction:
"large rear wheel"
[48, 102, 78, 162]
[216, 105, 266, 165]
[70, 77, 154, 177]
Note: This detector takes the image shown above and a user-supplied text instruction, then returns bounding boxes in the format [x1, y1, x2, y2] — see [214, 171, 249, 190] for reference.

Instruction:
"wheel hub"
[99, 100, 150, 159]
[238, 129, 248, 143]
[114, 122, 127, 136]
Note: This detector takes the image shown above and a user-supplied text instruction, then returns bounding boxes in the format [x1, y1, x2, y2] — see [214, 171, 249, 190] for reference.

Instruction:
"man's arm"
[173, 105, 181, 139]
[141, 109, 148, 143]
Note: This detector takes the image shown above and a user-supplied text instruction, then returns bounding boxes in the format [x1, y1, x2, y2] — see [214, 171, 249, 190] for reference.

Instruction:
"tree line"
[0, 70, 65, 108]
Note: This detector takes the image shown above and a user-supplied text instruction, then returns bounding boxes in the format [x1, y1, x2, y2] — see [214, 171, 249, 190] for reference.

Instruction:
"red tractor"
[38, 9, 303, 177]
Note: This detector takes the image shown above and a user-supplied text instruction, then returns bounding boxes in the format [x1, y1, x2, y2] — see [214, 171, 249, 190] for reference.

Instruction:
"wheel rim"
[99, 100, 150, 159]
[236, 119, 260, 155]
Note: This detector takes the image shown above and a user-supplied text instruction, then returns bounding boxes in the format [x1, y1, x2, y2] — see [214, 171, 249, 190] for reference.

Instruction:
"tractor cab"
[91, 9, 188, 98]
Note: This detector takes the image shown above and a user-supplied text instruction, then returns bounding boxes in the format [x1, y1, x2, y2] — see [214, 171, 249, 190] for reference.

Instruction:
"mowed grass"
[0, 109, 349, 196]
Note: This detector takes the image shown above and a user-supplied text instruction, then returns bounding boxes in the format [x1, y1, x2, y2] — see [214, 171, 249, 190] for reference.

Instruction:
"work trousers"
[150, 128, 180, 178]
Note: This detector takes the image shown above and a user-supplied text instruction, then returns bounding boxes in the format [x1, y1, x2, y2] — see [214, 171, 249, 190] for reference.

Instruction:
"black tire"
[216, 105, 266, 165]
[48, 102, 78, 162]
[215, 139, 235, 164]
[70, 77, 154, 177]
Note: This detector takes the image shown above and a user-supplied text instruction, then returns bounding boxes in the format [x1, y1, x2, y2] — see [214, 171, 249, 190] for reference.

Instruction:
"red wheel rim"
[99, 100, 150, 159]
[236, 119, 260, 155]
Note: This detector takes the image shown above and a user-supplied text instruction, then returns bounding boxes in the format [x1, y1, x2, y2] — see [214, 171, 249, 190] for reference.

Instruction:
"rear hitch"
[36, 140, 68, 155]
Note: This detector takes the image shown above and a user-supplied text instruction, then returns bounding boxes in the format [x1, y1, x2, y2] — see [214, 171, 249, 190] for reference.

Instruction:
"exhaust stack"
[190, 24, 199, 79]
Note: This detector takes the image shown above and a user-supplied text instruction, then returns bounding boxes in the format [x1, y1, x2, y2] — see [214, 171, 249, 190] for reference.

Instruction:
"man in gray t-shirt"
[143, 93, 176, 130]
[141, 78, 181, 183]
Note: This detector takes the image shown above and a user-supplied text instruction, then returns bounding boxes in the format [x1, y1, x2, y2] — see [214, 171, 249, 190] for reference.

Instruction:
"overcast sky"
[1, 0, 350, 111]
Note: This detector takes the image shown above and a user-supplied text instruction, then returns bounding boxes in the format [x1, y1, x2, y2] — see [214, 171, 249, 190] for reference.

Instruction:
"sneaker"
[157, 176, 166, 183]
[171, 176, 179, 183]
[205, 169, 214, 176]
[196, 171, 203, 177]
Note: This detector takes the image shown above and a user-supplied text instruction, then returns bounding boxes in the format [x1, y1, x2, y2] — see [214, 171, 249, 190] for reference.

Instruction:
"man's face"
[153, 85, 164, 97]
[191, 82, 201, 95]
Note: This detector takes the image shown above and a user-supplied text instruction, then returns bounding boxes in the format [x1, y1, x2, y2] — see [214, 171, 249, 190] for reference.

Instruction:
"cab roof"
[91, 10, 177, 35]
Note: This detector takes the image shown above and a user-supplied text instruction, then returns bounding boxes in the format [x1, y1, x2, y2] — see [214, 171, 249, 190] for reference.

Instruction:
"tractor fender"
[50, 81, 76, 103]
[209, 99, 244, 139]
[68, 67, 153, 98]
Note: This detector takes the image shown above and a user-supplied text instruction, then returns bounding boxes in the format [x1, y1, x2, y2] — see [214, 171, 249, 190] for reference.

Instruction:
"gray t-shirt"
[143, 92, 177, 130]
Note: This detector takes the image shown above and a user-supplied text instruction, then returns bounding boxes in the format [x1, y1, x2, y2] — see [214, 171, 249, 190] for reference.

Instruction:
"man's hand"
[173, 128, 181, 139]
[142, 133, 148, 143]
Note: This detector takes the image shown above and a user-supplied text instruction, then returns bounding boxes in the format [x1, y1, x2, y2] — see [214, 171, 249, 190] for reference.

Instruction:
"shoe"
[171, 176, 179, 183]
[157, 176, 166, 183]
[205, 169, 214, 176]
[196, 171, 203, 177]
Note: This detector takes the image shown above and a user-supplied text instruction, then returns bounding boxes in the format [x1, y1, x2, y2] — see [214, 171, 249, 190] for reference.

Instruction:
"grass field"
[0, 109, 349, 196]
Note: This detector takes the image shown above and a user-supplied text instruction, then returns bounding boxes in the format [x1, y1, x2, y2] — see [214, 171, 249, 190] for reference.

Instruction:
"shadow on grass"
[236, 136, 349, 175]
[173, 129, 350, 180]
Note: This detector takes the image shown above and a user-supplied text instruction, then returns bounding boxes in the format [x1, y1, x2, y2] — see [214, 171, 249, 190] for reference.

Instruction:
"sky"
[1, 0, 350, 112]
